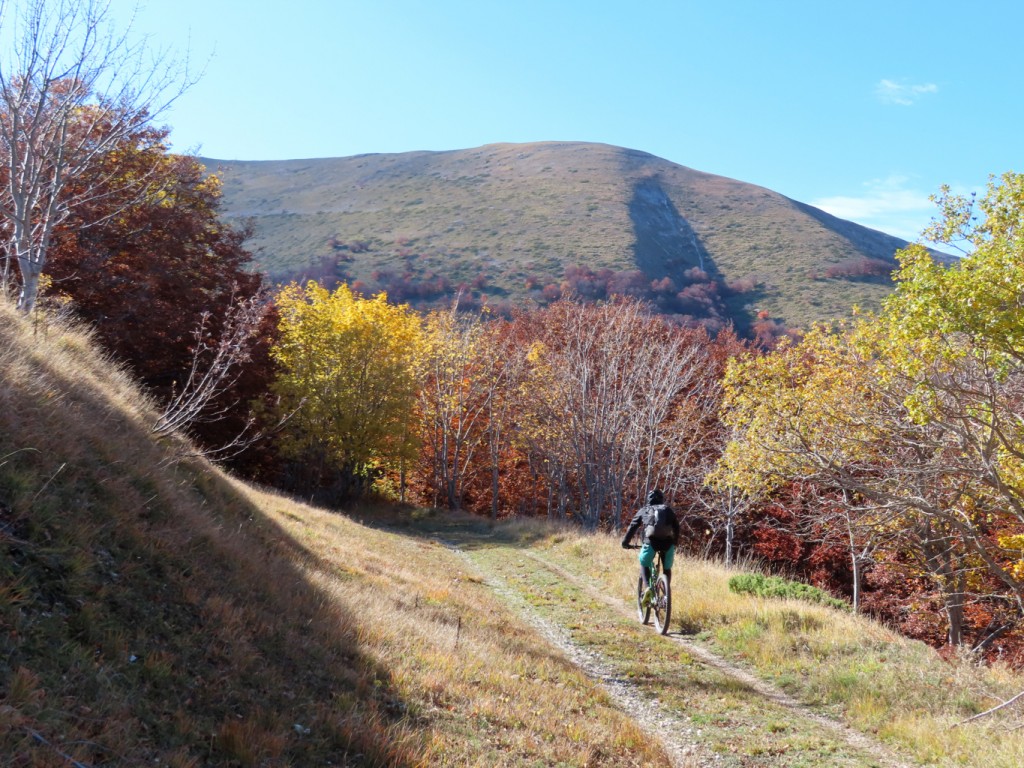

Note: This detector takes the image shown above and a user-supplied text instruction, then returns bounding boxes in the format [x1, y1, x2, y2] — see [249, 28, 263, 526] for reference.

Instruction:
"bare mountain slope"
[205, 141, 915, 331]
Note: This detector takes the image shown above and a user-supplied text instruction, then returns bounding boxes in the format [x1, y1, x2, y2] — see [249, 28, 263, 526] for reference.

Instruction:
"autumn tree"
[714, 173, 1024, 645]
[866, 173, 1024, 645]
[41, 131, 271, 457]
[651, 326, 749, 560]
[517, 300, 647, 527]
[0, 0, 191, 312]
[624, 324, 721, 502]
[709, 326, 878, 584]
[516, 298, 723, 528]
[270, 282, 422, 501]
[417, 305, 491, 510]
[695, 477, 755, 567]
[711, 323, 978, 634]
[414, 303, 530, 514]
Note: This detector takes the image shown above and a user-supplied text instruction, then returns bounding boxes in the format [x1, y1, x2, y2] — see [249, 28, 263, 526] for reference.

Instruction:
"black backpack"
[644, 504, 674, 541]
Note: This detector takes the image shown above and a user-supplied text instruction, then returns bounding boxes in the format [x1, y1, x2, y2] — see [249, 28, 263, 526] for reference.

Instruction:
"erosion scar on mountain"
[628, 175, 713, 284]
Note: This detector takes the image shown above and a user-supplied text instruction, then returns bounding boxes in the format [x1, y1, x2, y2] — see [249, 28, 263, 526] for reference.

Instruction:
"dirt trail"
[432, 523, 914, 768]
[443, 541, 713, 767]
[515, 549, 913, 768]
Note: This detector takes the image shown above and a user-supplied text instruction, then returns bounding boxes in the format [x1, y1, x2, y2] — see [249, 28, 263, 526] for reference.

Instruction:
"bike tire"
[653, 574, 671, 635]
[636, 573, 651, 625]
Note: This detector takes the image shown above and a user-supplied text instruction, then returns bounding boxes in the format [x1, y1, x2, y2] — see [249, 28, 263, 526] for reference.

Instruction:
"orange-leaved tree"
[415, 304, 530, 512]
[0, 0, 191, 313]
[44, 129, 272, 459]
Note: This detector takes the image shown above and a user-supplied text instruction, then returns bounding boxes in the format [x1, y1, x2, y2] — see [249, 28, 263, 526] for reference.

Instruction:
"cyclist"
[621, 489, 680, 601]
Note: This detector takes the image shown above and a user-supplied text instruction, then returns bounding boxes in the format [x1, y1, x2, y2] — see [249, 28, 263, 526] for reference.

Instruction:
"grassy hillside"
[6, 302, 1024, 766]
[205, 142, 918, 332]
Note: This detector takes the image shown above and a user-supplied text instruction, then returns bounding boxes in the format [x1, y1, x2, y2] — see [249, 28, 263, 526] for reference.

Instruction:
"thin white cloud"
[875, 79, 938, 106]
[812, 176, 935, 241]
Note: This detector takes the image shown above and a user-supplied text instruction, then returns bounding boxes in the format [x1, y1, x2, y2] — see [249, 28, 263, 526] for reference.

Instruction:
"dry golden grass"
[231, 484, 669, 766]
[11, 297, 1024, 765]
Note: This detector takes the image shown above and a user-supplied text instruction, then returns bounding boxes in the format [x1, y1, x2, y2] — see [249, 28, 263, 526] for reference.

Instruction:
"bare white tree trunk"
[696, 481, 753, 567]
[0, 0, 192, 312]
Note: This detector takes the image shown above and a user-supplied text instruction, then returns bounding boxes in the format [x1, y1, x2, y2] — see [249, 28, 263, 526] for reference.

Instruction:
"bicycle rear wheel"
[636, 573, 651, 624]
[652, 574, 671, 635]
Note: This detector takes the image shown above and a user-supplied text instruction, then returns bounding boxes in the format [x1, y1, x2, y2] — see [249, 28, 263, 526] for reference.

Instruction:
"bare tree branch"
[953, 689, 1024, 729]
[152, 289, 268, 443]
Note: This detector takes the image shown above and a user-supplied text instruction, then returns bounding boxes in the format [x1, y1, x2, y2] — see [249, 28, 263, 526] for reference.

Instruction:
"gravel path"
[429, 528, 915, 768]
[516, 549, 914, 768]
[441, 540, 714, 768]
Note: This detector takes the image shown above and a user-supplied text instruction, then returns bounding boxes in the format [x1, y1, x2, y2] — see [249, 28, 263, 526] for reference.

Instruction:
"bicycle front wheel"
[652, 574, 671, 635]
[636, 573, 651, 625]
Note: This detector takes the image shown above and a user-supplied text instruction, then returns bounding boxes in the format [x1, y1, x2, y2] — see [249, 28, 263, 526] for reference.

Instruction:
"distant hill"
[203, 141, 920, 333]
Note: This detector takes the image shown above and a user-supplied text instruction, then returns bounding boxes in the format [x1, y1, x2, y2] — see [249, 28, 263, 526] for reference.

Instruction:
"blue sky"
[108, 0, 1021, 242]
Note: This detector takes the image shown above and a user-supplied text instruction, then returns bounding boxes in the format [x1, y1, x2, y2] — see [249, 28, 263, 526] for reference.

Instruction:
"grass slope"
[206, 141, 916, 331]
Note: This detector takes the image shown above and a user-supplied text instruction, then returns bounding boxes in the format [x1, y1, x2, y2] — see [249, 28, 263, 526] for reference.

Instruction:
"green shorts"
[639, 541, 675, 572]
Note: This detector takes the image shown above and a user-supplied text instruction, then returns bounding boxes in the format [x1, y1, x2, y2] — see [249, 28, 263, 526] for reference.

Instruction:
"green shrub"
[728, 573, 848, 611]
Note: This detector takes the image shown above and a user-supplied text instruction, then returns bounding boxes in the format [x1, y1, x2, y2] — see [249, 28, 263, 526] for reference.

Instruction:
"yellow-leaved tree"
[709, 323, 898, 612]
[270, 282, 423, 501]
[712, 173, 1024, 646]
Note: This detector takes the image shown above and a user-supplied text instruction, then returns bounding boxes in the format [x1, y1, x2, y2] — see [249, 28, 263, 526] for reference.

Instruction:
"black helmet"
[646, 489, 664, 505]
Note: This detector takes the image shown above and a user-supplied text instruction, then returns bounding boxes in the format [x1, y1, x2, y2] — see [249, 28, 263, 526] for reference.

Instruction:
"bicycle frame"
[634, 546, 672, 635]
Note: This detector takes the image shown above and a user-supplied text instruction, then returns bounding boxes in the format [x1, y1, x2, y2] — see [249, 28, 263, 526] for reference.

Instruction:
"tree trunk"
[491, 462, 500, 521]
[725, 514, 734, 566]
[850, 551, 860, 613]
[945, 572, 966, 647]
[922, 524, 966, 646]
[16, 259, 40, 313]
[845, 511, 860, 613]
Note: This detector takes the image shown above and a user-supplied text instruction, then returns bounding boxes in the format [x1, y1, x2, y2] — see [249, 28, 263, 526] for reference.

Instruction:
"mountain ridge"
[203, 141, 918, 332]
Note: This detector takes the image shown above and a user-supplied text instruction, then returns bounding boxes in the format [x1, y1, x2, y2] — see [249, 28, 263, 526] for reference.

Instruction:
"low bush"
[729, 572, 848, 610]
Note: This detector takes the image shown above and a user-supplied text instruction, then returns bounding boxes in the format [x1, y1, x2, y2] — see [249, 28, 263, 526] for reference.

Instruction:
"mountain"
[204, 141, 917, 333]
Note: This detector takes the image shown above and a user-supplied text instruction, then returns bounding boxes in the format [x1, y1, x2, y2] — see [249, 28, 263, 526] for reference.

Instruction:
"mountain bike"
[632, 546, 672, 635]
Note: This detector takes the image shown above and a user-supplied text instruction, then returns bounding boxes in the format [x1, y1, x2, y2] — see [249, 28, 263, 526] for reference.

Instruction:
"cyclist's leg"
[662, 545, 676, 585]
[638, 541, 655, 590]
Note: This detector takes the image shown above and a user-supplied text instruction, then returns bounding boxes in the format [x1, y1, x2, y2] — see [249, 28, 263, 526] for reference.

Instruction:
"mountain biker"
[621, 489, 680, 598]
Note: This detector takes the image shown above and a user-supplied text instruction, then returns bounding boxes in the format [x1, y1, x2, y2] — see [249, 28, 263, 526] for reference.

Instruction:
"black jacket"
[622, 503, 680, 551]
